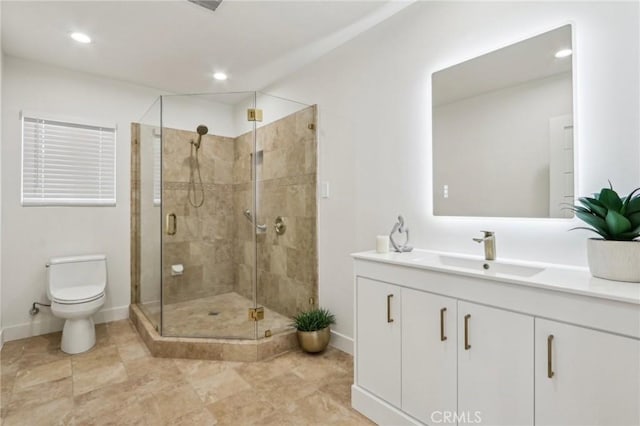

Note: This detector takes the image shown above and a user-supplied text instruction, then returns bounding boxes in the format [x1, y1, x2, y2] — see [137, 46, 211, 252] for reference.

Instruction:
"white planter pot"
[586, 239, 640, 283]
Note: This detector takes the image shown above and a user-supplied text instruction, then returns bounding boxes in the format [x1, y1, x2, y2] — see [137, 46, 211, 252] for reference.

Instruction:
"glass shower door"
[159, 92, 259, 340]
[136, 92, 317, 342]
[136, 97, 162, 332]
[254, 93, 318, 339]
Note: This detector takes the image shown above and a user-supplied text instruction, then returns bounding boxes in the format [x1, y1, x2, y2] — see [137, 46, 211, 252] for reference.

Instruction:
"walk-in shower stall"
[131, 92, 318, 345]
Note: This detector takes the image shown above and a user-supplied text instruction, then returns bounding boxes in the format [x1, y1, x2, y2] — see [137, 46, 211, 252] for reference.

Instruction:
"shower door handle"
[243, 209, 267, 232]
[166, 213, 177, 235]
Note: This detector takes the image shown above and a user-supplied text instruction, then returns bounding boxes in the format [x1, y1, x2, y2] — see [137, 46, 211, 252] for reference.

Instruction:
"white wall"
[265, 1, 640, 352]
[1, 56, 162, 340]
[161, 95, 237, 138]
[0, 57, 240, 340]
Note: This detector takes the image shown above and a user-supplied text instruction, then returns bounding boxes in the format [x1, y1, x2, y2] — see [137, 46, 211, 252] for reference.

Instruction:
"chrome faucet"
[473, 231, 496, 261]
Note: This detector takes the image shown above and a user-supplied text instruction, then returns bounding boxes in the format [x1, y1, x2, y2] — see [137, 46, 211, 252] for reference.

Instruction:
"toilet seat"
[51, 284, 104, 304]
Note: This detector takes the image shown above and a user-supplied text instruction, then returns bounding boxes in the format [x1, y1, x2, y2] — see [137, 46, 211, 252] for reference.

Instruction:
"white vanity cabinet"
[352, 250, 640, 426]
[535, 319, 640, 426]
[402, 288, 457, 423]
[457, 301, 534, 426]
[356, 277, 401, 406]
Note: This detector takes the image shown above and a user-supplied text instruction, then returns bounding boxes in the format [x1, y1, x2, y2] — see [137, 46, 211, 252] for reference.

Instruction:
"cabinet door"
[535, 319, 640, 426]
[402, 288, 457, 424]
[356, 277, 401, 407]
[458, 301, 534, 426]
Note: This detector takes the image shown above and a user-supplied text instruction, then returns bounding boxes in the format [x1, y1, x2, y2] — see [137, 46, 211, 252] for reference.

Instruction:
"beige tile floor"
[140, 292, 293, 339]
[0, 319, 373, 425]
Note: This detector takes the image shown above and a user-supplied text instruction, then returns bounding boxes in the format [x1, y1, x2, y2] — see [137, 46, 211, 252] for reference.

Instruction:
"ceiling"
[2, 0, 412, 94]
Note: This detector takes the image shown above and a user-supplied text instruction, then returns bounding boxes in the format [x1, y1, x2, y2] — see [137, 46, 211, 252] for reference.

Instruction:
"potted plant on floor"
[292, 307, 335, 353]
[569, 183, 640, 282]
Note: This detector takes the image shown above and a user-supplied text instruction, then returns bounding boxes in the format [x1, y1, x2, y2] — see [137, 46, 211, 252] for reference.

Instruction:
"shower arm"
[243, 209, 267, 232]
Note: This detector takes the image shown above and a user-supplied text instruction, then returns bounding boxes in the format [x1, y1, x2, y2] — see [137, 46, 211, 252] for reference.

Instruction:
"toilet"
[47, 254, 107, 354]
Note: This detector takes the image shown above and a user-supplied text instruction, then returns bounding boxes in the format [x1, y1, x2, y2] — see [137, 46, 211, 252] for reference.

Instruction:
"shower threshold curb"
[130, 304, 298, 362]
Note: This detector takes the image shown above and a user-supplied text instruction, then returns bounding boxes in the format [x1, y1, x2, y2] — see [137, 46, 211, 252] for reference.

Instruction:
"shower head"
[192, 124, 209, 149]
[197, 125, 208, 136]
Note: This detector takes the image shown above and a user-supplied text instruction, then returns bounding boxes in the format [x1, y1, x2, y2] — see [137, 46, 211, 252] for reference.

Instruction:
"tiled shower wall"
[133, 105, 317, 319]
[234, 106, 318, 318]
[162, 128, 237, 304]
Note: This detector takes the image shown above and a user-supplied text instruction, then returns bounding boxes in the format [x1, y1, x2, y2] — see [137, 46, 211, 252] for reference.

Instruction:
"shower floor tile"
[141, 292, 292, 339]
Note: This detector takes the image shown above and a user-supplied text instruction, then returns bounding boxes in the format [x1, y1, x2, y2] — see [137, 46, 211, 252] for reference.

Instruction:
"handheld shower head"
[192, 125, 209, 149]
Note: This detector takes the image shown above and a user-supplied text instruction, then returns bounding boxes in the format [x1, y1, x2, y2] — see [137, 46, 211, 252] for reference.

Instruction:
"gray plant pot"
[587, 238, 640, 283]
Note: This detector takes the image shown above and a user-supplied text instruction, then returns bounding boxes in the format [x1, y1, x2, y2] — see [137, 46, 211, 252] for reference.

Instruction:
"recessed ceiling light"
[70, 32, 92, 44]
[554, 48, 572, 58]
[213, 72, 228, 81]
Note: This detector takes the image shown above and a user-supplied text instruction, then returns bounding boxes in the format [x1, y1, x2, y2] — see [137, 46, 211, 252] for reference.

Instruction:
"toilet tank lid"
[48, 254, 107, 265]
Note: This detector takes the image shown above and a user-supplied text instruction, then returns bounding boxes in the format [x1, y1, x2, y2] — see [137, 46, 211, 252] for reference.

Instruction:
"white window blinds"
[21, 115, 116, 206]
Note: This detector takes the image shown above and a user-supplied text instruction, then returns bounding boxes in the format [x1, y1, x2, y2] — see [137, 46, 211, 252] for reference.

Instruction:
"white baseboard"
[2, 305, 129, 343]
[329, 329, 353, 355]
[94, 305, 130, 324]
[0, 328, 4, 350]
[352, 385, 420, 426]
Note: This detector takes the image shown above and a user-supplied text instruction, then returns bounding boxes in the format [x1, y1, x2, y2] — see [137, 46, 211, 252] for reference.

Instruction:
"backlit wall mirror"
[432, 25, 575, 218]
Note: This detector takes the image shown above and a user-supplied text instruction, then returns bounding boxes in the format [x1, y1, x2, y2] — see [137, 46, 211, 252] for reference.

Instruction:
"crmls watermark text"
[431, 411, 482, 424]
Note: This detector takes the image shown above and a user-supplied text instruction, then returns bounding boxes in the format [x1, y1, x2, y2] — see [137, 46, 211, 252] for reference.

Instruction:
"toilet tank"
[46, 254, 107, 300]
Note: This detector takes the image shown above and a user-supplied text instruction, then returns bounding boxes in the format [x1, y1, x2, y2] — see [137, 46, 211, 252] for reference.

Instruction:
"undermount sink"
[437, 255, 545, 278]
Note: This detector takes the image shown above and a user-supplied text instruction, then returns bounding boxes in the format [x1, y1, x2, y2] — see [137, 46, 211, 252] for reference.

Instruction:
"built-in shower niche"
[131, 92, 317, 360]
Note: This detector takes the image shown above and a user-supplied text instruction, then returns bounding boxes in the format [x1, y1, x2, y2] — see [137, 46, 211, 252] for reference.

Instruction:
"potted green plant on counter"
[292, 308, 335, 353]
[569, 183, 640, 282]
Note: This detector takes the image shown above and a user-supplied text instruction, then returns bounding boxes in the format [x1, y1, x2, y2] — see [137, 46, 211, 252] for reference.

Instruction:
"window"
[21, 114, 116, 206]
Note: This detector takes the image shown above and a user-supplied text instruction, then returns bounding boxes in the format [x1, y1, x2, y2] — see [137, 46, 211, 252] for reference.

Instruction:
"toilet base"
[61, 317, 96, 354]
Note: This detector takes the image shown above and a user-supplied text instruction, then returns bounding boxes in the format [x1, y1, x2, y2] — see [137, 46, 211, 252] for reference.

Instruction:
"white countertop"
[352, 249, 640, 305]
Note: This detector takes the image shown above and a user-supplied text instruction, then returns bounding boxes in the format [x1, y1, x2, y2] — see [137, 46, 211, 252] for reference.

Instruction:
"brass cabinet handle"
[166, 213, 177, 235]
[547, 334, 555, 378]
[464, 314, 471, 350]
[440, 307, 447, 341]
[387, 294, 394, 323]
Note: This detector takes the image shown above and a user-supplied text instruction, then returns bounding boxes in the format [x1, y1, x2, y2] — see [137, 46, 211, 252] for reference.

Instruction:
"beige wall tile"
[269, 244, 287, 276]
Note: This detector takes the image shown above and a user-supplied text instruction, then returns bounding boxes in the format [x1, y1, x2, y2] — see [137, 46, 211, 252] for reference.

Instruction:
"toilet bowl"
[47, 254, 107, 354]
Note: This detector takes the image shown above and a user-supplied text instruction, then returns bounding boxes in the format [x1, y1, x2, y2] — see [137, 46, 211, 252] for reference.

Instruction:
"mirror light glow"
[70, 32, 91, 44]
[554, 49, 572, 58]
